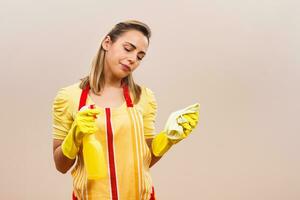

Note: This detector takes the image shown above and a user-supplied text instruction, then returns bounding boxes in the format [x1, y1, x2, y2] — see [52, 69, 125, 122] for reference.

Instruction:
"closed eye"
[124, 47, 131, 52]
[124, 47, 144, 61]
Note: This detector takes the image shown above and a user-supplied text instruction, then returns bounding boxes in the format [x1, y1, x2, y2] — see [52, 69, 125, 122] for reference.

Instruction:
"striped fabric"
[70, 83, 156, 200]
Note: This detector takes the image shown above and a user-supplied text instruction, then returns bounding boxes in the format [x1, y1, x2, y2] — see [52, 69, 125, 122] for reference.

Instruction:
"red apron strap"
[72, 191, 78, 200]
[150, 186, 156, 200]
[80, 80, 132, 108]
[122, 83, 133, 107]
[78, 83, 90, 110]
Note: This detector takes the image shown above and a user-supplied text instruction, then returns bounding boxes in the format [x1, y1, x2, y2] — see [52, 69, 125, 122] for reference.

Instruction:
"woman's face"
[102, 30, 149, 80]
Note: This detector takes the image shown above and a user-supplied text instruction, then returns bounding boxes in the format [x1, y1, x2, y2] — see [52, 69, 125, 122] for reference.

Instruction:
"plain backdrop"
[0, 0, 299, 199]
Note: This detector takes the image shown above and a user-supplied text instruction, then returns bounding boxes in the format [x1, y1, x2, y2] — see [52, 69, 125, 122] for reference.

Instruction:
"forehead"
[116, 30, 149, 52]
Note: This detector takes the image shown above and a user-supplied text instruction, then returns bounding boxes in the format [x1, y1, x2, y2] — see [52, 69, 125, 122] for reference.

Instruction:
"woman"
[52, 20, 199, 200]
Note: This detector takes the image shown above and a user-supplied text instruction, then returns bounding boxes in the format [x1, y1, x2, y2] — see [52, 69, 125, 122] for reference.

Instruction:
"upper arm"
[142, 87, 158, 140]
[52, 88, 74, 140]
[52, 88, 73, 156]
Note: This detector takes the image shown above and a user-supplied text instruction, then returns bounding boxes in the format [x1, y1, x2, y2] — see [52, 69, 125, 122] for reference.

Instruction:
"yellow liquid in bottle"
[82, 134, 107, 180]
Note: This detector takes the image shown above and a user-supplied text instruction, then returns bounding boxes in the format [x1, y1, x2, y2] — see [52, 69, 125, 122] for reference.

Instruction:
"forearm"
[54, 145, 76, 174]
[149, 152, 162, 168]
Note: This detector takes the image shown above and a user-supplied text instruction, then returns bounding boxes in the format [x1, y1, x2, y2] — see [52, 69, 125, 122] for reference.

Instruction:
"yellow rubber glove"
[61, 105, 101, 159]
[152, 103, 200, 157]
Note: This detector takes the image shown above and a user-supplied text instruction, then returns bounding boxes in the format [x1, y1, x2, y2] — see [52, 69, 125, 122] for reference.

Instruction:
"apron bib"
[71, 81, 156, 200]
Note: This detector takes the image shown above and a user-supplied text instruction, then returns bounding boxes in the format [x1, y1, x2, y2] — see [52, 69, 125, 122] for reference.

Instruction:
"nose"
[127, 53, 137, 64]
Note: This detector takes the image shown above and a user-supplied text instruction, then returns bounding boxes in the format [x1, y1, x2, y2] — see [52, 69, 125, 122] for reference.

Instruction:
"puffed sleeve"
[52, 88, 74, 140]
[143, 87, 158, 139]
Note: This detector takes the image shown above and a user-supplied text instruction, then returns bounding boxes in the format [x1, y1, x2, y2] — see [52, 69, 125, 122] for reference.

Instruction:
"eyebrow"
[124, 42, 146, 56]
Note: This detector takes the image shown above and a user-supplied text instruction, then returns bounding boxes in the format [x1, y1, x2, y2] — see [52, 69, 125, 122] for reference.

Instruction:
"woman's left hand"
[177, 112, 199, 138]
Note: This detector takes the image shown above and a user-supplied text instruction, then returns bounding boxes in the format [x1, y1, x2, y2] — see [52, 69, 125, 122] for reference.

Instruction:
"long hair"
[79, 20, 151, 104]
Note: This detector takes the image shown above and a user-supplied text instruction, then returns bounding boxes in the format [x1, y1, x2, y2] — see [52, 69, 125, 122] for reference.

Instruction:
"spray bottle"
[81, 104, 107, 180]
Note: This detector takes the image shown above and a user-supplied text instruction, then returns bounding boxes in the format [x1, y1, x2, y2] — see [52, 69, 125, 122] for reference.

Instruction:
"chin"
[111, 65, 130, 79]
[114, 71, 129, 80]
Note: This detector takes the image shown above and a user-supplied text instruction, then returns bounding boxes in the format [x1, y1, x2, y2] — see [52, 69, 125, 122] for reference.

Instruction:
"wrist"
[151, 131, 173, 157]
[61, 127, 80, 160]
[61, 138, 78, 160]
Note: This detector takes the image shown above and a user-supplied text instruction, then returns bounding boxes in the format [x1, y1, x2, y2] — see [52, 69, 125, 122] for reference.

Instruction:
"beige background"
[1, 0, 299, 199]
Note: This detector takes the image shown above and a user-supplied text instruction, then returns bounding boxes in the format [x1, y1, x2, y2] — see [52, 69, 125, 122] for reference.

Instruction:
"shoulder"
[58, 81, 82, 95]
[136, 85, 157, 116]
[141, 85, 155, 97]
[54, 81, 82, 101]
[139, 85, 156, 104]
[53, 81, 82, 114]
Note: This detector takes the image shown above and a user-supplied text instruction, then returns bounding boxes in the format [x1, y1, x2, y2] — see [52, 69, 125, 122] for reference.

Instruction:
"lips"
[121, 64, 131, 72]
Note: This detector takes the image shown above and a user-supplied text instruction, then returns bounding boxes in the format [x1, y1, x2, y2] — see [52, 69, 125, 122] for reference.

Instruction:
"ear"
[102, 35, 112, 51]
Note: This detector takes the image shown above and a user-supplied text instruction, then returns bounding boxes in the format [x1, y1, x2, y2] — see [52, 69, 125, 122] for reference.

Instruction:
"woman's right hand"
[72, 105, 101, 146]
[61, 105, 101, 159]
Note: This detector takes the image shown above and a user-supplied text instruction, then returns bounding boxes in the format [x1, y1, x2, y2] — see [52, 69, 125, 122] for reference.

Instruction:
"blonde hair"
[79, 20, 151, 104]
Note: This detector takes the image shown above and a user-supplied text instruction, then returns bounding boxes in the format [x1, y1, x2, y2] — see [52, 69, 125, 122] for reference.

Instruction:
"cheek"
[110, 48, 125, 63]
[106, 50, 120, 65]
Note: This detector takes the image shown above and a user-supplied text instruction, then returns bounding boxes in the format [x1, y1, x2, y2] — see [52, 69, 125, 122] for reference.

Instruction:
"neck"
[104, 77, 122, 88]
